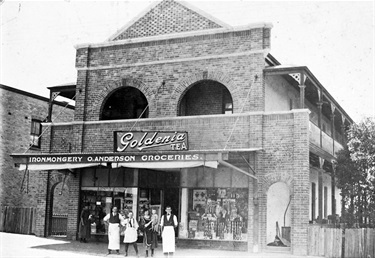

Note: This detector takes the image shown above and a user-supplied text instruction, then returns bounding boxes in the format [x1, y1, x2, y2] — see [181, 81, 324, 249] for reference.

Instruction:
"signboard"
[25, 153, 203, 164]
[115, 131, 188, 152]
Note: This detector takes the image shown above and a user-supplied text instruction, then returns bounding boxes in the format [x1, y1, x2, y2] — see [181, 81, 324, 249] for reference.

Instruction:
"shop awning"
[18, 163, 102, 171]
[11, 148, 261, 176]
[112, 160, 218, 171]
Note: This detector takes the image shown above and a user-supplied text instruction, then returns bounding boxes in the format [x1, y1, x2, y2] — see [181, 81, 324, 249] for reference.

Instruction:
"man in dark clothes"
[79, 204, 91, 243]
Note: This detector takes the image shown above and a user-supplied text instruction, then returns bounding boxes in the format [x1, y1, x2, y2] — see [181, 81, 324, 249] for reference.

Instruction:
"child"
[151, 209, 159, 233]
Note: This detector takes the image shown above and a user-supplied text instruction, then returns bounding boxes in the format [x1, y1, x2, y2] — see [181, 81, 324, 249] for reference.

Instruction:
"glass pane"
[231, 171, 249, 188]
[187, 188, 248, 241]
[109, 168, 124, 187]
[30, 135, 40, 147]
[96, 168, 109, 187]
[214, 168, 231, 187]
[80, 187, 138, 235]
[124, 168, 135, 186]
[81, 168, 95, 187]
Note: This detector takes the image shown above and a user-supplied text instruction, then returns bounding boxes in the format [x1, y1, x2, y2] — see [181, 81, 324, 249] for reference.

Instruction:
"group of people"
[80, 205, 178, 257]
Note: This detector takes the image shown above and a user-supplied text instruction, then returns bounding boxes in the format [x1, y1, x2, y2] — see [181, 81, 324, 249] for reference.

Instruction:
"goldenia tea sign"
[115, 131, 188, 152]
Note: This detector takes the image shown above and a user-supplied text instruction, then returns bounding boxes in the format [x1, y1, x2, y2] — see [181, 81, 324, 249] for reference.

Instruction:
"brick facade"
[37, 0, 309, 253]
[0, 85, 74, 209]
[10, 1, 346, 256]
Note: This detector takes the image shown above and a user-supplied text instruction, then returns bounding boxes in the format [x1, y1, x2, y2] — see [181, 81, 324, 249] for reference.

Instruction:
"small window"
[30, 119, 42, 148]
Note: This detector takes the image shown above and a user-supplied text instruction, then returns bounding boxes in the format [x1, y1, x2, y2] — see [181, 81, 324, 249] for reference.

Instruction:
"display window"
[80, 187, 138, 235]
[181, 188, 248, 241]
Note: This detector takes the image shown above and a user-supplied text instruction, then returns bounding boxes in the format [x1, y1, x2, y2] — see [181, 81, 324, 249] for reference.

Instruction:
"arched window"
[179, 80, 233, 116]
[101, 87, 148, 120]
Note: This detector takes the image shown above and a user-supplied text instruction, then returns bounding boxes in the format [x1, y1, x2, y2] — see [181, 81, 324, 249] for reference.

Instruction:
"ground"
[0, 232, 322, 258]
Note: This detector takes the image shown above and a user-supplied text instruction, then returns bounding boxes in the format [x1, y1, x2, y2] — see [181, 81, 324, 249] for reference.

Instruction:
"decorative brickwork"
[112, 0, 223, 41]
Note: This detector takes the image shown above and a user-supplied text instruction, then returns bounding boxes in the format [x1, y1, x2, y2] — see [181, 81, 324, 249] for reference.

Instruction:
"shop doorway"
[139, 187, 180, 237]
[139, 169, 180, 236]
[138, 187, 180, 219]
[164, 188, 179, 237]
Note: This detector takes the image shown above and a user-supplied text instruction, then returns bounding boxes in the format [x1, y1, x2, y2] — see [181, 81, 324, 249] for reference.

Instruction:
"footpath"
[0, 232, 322, 258]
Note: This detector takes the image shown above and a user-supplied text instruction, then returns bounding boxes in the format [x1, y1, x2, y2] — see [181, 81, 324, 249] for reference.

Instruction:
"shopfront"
[78, 165, 251, 250]
[12, 133, 257, 251]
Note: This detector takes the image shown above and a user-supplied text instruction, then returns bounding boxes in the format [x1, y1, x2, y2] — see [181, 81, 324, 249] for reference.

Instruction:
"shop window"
[30, 119, 42, 148]
[81, 168, 96, 187]
[95, 168, 109, 186]
[80, 187, 138, 235]
[182, 188, 248, 241]
[139, 169, 179, 188]
[197, 168, 214, 188]
[109, 168, 124, 187]
[231, 171, 249, 188]
[179, 80, 233, 116]
[101, 86, 148, 120]
[213, 168, 231, 188]
[81, 167, 136, 187]
[182, 167, 247, 188]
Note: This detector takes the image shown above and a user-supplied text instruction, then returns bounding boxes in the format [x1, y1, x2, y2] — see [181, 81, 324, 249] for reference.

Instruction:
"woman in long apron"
[123, 211, 139, 257]
[160, 206, 178, 257]
[103, 206, 125, 255]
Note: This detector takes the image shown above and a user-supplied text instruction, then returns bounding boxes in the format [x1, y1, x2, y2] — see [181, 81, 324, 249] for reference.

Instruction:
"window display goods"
[186, 188, 248, 241]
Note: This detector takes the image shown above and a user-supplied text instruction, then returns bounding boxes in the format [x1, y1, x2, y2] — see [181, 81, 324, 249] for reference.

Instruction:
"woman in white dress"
[103, 206, 125, 255]
[123, 211, 139, 257]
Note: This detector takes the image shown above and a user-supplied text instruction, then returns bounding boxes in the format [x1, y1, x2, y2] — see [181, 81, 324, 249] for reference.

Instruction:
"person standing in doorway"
[123, 211, 139, 257]
[103, 206, 125, 255]
[160, 206, 178, 257]
[140, 209, 158, 257]
[79, 204, 91, 243]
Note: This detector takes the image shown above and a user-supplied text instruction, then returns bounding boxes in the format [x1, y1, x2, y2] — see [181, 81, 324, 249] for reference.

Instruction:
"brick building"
[1, 84, 74, 232]
[11, 0, 353, 255]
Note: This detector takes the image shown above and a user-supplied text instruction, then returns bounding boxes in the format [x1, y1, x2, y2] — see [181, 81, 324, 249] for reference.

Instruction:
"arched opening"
[179, 80, 233, 116]
[101, 87, 149, 120]
[266, 182, 291, 246]
[49, 181, 69, 236]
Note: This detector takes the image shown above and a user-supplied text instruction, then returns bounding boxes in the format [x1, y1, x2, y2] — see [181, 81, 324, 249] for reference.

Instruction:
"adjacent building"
[11, 0, 353, 255]
[0, 84, 74, 233]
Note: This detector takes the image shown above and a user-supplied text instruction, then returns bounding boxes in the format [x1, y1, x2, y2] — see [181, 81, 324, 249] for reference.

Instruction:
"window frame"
[30, 119, 42, 149]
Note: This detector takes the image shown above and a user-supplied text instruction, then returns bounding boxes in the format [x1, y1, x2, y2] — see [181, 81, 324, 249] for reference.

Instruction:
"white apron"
[162, 226, 175, 253]
[123, 227, 138, 243]
[108, 223, 120, 250]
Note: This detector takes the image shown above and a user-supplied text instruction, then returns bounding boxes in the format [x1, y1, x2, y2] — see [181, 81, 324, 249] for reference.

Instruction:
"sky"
[1, 0, 374, 123]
